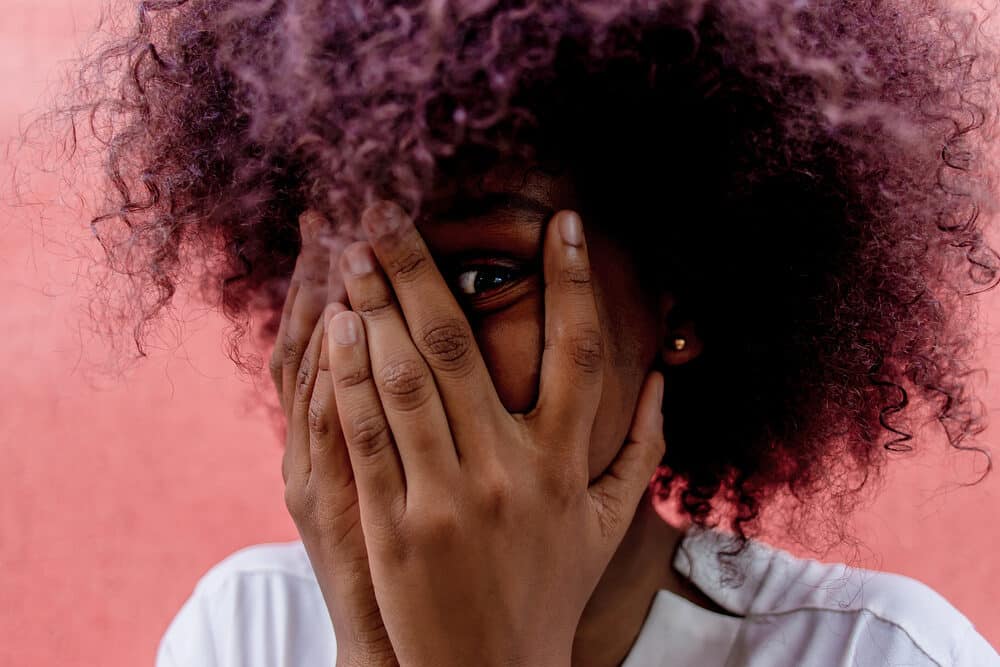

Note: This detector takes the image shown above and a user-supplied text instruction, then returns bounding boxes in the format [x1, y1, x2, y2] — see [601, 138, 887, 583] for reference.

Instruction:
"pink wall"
[2, 2, 999, 665]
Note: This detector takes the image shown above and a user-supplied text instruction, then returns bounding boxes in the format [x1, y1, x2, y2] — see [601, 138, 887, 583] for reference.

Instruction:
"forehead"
[416, 157, 576, 231]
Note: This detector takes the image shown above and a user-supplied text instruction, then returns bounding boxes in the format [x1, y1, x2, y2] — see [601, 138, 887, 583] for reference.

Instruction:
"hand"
[272, 210, 398, 667]
[324, 201, 667, 667]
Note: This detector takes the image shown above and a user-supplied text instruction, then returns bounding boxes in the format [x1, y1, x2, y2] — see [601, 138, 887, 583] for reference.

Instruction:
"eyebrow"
[426, 191, 556, 226]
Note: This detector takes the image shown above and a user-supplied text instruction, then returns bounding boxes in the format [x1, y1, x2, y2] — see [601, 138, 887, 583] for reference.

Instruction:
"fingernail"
[323, 302, 344, 327]
[299, 209, 324, 243]
[559, 212, 583, 247]
[332, 313, 358, 345]
[345, 243, 374, 275]
[362, 201, 403, 237]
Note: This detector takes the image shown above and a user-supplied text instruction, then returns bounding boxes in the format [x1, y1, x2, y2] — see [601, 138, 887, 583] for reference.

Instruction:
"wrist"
[335, 652, 398, 667]
[334, 640, 398, 667]
[488, 648, 572, 667]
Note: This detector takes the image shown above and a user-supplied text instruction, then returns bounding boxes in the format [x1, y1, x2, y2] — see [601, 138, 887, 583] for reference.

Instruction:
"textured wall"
[1, 2, 998, 665]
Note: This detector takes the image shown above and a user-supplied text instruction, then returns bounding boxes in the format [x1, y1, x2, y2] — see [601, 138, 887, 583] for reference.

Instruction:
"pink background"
[2, 2, 999, 665]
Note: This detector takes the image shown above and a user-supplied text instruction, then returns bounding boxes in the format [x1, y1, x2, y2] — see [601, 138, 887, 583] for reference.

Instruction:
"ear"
[658, 292, 703, 366]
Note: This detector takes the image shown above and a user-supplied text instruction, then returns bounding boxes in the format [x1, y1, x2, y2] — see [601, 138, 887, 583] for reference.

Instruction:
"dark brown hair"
[44, 0, 1000, 556]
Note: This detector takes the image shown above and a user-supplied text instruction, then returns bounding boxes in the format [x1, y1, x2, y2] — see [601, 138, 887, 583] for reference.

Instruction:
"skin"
[272, 159, 739, 667]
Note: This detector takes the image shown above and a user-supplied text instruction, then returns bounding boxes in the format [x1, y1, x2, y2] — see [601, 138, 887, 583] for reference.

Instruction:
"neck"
[570, 491, 687, 667]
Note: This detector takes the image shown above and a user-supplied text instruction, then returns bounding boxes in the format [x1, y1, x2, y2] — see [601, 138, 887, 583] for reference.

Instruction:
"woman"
[65, 0, 1000, 664]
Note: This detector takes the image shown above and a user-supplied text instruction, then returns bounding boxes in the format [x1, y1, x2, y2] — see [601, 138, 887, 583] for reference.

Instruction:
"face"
[416, 159, 665, 482]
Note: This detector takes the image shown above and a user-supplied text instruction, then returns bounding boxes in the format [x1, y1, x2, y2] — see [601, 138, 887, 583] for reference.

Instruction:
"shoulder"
[155, 541, 336, 667]
[750, 561, 996, 666]
[676, 527, 999, 666]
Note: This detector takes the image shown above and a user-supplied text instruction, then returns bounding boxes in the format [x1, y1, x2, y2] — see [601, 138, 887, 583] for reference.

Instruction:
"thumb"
[587, 370, 666, 540]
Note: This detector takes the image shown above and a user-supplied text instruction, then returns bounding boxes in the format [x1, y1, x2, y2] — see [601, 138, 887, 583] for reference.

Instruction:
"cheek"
[585, 304, 648, 483]
[585, 243, 659, 483]
[471, 295, 545, 414]
[470, 278, 654, 482]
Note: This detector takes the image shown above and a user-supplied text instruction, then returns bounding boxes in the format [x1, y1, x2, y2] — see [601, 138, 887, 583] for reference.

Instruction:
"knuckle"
[476, 474, 513, 520]
[413, 506, 458, 544]
[295, 355, 315, 402]
[353, 292, 395, 320]
[348, 411, 391, 458]
[386, 246, 431, 284]
[559, 263, 593, 292]
[307, 399, 331, 440]
[333, 361, 372, 390]
[303, 482, 357, 527]
[280, 335, 306, 367]
[377, 356, 432, 411]
[566, 326, 605, 375]
[418, 317, 474, 372]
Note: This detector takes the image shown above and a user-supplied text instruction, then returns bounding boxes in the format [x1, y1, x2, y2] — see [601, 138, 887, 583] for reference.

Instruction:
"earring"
[671, 336, 687, 351]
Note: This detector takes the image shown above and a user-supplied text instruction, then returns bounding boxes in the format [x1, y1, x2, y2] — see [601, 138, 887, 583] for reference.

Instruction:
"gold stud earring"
[671, 337, 687, 351]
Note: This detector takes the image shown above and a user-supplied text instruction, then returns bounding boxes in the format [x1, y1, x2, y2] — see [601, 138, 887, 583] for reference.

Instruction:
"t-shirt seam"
[196, 566, 317, 599]
[680, 530, 970, 667]
[743, 605, 946, 666]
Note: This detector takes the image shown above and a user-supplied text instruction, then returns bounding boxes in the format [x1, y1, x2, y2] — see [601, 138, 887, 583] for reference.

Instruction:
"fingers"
[338, 241, 460, 486]
[282, 305, 328, 486]
[270, 281, 300, 413]
[530, 211, 605, 474]
[359, 201, 506, 454]
[587, 371, 666, 543]
[327, 309, 408, 529]
[306, 303, 356, 490]
[270, 210, 333, 417]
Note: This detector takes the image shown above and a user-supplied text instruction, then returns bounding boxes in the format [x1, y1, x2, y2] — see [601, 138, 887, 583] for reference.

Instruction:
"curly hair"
[46, 0, 1000, 561]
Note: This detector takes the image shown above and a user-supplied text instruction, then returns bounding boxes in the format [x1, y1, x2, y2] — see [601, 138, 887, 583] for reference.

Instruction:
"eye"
[454, 263, 522, 298]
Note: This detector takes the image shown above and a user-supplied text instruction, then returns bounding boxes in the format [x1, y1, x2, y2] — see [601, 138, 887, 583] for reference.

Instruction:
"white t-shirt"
[156, 525, 999, 666]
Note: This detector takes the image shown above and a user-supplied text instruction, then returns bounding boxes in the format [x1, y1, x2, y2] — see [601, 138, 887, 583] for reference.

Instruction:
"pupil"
[475, 267, 511, 293]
